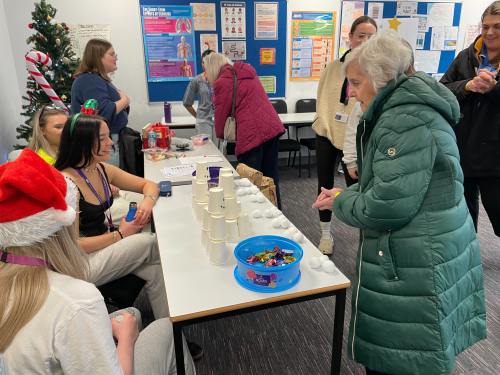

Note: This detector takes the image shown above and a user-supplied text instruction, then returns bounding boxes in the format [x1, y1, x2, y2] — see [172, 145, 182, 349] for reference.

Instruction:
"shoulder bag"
[224, 70, 237, 142]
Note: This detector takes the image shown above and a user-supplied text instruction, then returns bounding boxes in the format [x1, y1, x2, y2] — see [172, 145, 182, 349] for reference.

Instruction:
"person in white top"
[0, 149, 195, 375]
[342, 101, 363, 183]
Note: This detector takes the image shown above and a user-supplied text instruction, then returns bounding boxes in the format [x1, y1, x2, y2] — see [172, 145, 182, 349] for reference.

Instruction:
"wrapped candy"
[245, 255, 260, 265]
[263, 259, 276, 267]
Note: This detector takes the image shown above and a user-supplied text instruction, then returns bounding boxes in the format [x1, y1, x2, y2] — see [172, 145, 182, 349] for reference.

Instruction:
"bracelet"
[145, 195, 157, 205]
[113, 231, 117, 243]
[464, 82, 470, 92]
[117, 229, 124, 239]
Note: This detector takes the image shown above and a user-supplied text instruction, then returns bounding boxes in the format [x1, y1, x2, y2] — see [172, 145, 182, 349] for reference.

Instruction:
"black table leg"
[173, 321, 186, 375]
[331, 288, 347, 375]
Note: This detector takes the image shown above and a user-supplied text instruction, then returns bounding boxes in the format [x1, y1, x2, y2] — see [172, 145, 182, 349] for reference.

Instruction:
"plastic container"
[191, 134, 210, 146]
[233, 235, 303, 293]
[142, 148, 168, 162]
[192, 166, 221, 188]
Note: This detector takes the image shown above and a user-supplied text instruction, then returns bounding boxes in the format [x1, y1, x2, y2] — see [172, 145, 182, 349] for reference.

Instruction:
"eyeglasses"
[354, 33, 375, 40]
[105, 53, 118, 59]
[39, 105, 67, 119]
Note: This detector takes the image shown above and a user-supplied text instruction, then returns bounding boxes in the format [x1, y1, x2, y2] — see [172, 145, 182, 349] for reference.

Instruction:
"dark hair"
[482, 1, 500, 68]
[54, 114, 111, 171]
[351, 16, 378, 35]
[202, 49, 214, 59]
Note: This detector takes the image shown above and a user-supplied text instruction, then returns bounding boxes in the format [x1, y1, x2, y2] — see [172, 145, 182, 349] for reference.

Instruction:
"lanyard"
[205, 75, 215, 109]
[76, 168, 114, 229]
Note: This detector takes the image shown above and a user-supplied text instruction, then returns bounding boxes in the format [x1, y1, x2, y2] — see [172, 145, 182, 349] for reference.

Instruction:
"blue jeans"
[108, 133, 120, 168]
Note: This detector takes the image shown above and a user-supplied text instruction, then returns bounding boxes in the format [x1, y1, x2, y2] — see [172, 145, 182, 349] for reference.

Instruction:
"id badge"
[335, 112, 349, 123]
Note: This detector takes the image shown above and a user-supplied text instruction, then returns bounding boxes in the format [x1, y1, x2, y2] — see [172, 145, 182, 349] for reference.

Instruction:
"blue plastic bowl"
[234, 235, 303, 293]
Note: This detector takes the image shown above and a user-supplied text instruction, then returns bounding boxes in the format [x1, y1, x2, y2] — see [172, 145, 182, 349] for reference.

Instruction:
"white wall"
[2, 0, 493, 141]
[0, 0, 24, 163]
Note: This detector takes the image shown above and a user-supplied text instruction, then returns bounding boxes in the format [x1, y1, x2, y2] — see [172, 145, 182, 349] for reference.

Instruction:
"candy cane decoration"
[25, 50, 68, 112]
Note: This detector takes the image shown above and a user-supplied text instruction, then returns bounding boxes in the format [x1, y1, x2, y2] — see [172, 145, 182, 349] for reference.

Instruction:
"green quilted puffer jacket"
[333, 72, 486, 375]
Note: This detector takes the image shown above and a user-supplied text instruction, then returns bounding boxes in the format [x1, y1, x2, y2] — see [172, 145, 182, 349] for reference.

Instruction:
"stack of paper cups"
[225, 196, 239, 219]
[202, 206, 211, 231]
[196, 161, 210, 181]
[237, 212, 251, 236]
[196, 201, 207, 222]
[219, 167, 233, 176]
[226, 219, 239, 243]
[208, 239, 228, 265]
[219, 173, 235, 197]
[208, 214, 229, 264]
[201, 227, 209, 247]
[195, 180, 209, 203]
[207, 187, 226, 215]
[209, 215, 228, 241]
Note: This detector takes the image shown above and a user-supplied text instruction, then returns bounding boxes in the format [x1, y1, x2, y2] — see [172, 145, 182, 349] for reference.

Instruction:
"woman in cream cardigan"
[313, 15, 377, 254]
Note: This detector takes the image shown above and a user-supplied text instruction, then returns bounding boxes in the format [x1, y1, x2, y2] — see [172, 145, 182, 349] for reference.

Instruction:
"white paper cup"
[208, 187, 226, 215]
[202, 206, 211, 231]
[219, 167, 233, 176]
[195, 180, 209, 203]
[225, 196, 239, 220]
[196, 201, 207, 223]
[196, 161, 210, 181]
[237, 212, 251, 236]
[191, 175, 197, 196]
[226, 219, 239, 243]
[209, 214, 228, 240]
[209, 239, 229, 265]
[219, 173, 235, 197]
[201, 228, 208, 247]
[237, 200, 242, 211]
[206, 236, 212, 255]
[192, 194, 196, 211]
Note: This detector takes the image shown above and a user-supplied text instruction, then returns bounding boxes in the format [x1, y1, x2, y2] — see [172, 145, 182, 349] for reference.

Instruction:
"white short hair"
[343, 30, 412, 93]
[204, 53, 233, 83]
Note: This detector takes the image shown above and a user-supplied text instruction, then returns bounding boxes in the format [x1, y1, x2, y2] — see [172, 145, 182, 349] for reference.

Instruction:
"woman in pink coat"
[205, 53, 285, 209]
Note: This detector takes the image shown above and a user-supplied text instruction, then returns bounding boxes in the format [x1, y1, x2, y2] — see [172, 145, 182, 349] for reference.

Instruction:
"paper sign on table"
[161, 164, 196, 178]
[397, 2, 417, 16]
[415, 50, 441, 73]
[427, 3, 454, 28]
[179, 155, 224, 165]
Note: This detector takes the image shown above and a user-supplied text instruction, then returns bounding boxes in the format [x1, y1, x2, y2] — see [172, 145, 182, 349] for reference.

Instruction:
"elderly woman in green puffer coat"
[313, 31, 486, 375]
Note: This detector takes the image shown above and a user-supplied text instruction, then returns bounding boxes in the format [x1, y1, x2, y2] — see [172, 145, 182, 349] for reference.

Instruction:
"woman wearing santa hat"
[0, 149, 195, 374]
[53, 107, 168, 320]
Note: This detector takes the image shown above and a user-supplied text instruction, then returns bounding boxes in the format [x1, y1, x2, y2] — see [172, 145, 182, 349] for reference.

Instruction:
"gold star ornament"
[388, 15, 402, 31]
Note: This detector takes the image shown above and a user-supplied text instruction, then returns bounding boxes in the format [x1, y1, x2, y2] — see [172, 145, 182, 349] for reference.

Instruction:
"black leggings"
[316, 134, 357, 222]
[463, 175, 500, 237]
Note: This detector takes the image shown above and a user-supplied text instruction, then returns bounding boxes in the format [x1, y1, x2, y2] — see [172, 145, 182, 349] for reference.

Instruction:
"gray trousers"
[87, 233, 168, 319]
[110, 308, 196, 375]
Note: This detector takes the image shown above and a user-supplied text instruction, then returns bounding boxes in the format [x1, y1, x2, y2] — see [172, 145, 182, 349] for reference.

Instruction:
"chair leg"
[287, 151, 291, 167]
[292, 151, 297, 167]
[299, 150, 302, 178]
[308, 148, 311, 178]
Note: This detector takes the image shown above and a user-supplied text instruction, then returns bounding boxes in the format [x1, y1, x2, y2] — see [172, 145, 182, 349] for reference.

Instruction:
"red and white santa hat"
[0, 148, 77, 248]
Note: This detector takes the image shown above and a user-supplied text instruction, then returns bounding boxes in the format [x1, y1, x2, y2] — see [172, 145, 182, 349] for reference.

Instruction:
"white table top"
[154, 184, 351, 322]
[144, 140, 238, 185]
[160, 116, 197, 128]
[278, 112, 316, 125]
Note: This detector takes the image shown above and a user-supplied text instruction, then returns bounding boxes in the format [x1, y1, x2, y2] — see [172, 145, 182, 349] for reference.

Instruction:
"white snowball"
[252, 209, 262, 218]
[272, 210, 282, 218]
[234, 180, 240, 187]
[293, 232, 304, 243]
[251, 186, 259, 194]
[283, 230, 292, 239]
[288, 227, 298, 234]
[256, 192, 264, 197]
[250, 194, 257, 202]
[309, 257, 322, 269]
[277, 215, 286, 221]
[244, 179, 252, 187]
[272, 218, 281, 228]
[245, 187, 252, 195]
[237, 189, 245, 196]
[318, 255, 329, 263]
[257, 195, 266, 203]
[322, 260, 336, 273]
[264, 209, 273, 218]
[281, 219, 290, 228]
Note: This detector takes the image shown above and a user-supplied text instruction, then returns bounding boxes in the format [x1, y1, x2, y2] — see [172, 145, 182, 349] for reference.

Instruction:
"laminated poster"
[416, 33, 425, 49]
[411, 14, 429, 32]
[376, 17, 418, 51]
[222, 41, 246, 60]
[367, 3, 384, 19]
[191, 3, 216, 31]
[431, 26, 458, 51]
[427, 3, 454, 28]
[290, 11, 336, 81]
[464, 24, 481, 48]
[414, 50, 441, 74]
[259, 76, 276, 94]
[200, 34, 218, 54]
[221, 2, 246, 40]
[255, 2, 278, 39]
[339, 1, 364, 56]
[140, 6, 197, 82]
[396, 2, 417, 16]
[260, 48, 276, 64]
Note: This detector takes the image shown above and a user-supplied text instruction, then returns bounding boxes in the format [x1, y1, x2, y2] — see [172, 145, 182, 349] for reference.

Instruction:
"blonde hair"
[204, 53, 233, 83]
[75, 38, 113, 82]
[0, 225, 88, 352]
[27, 107, 67, 160]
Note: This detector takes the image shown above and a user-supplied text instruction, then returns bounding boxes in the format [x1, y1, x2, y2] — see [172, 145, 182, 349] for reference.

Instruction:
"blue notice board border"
[139, 0, 288, 102]
[340, 1, 462, 74]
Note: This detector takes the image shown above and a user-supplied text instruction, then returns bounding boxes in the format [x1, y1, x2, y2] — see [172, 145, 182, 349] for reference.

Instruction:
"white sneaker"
[319, 237, 334, 254]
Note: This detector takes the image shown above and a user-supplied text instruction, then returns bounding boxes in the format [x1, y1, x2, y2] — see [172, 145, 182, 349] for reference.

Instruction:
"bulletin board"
[139, 0, 288, 102]
[339, 1, 462, 74]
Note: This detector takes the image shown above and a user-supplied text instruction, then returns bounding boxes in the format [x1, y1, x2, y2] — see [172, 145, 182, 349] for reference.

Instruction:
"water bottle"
[125, 202, 138, 222]
[164, 102, 172, 123]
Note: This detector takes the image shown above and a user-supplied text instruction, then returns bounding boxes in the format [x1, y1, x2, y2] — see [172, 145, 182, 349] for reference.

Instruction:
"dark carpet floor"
[134, 164, 500, 375]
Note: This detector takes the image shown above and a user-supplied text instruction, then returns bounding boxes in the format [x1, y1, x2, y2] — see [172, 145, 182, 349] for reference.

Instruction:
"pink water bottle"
[164, 102, 172, 123]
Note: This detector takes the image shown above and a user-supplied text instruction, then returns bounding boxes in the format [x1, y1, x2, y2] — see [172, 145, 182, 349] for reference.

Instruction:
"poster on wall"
[200, 34, 218, 54]
[191, 3, 216, 31]
[290, 11, 336, 81]
[221, 2, 246, 40]
[222, 41, 246, 59]
[430, 26, 458, 51]
[140, 6, 197, 82]
[464, 24, 481, 48]
[68, 24, 110, 58]
[367, 3, 383, 19]
[339, 2, 364, 56]
[376, 17, 418, 50]
[255, 2, 278, 39]
[396, 2, 417, 16]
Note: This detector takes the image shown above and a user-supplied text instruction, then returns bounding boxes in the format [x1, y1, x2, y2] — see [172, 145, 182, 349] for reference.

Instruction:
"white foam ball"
[237, 189, 245, 196]
[272, 218, 281, 228]
[250, 194, 257, 202]
[322, 260, 336, 273]
[281, 219, 290, 228]
[251, 186, 259, 194]
[257, 195, 266, 203]
[252, 209, 262, 218]
[277, 215, 286, 221]
[234, 180, 240, 187]
[256, 192, 264, 197]
[272, 210, 282, 218]
[288, 227, 298, 234]
[244, 179, 252, 187]
[309, 257, 321, 269]
[318, 255, 329, 263]
[293, 232, 304, 243]
[245, 187, 252, 195]
[264, 209, 273, 218]
[283, 230, 292, 239]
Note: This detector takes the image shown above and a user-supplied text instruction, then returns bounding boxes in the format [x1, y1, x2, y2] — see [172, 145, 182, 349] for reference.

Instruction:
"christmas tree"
[15, 0, 79, 149]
